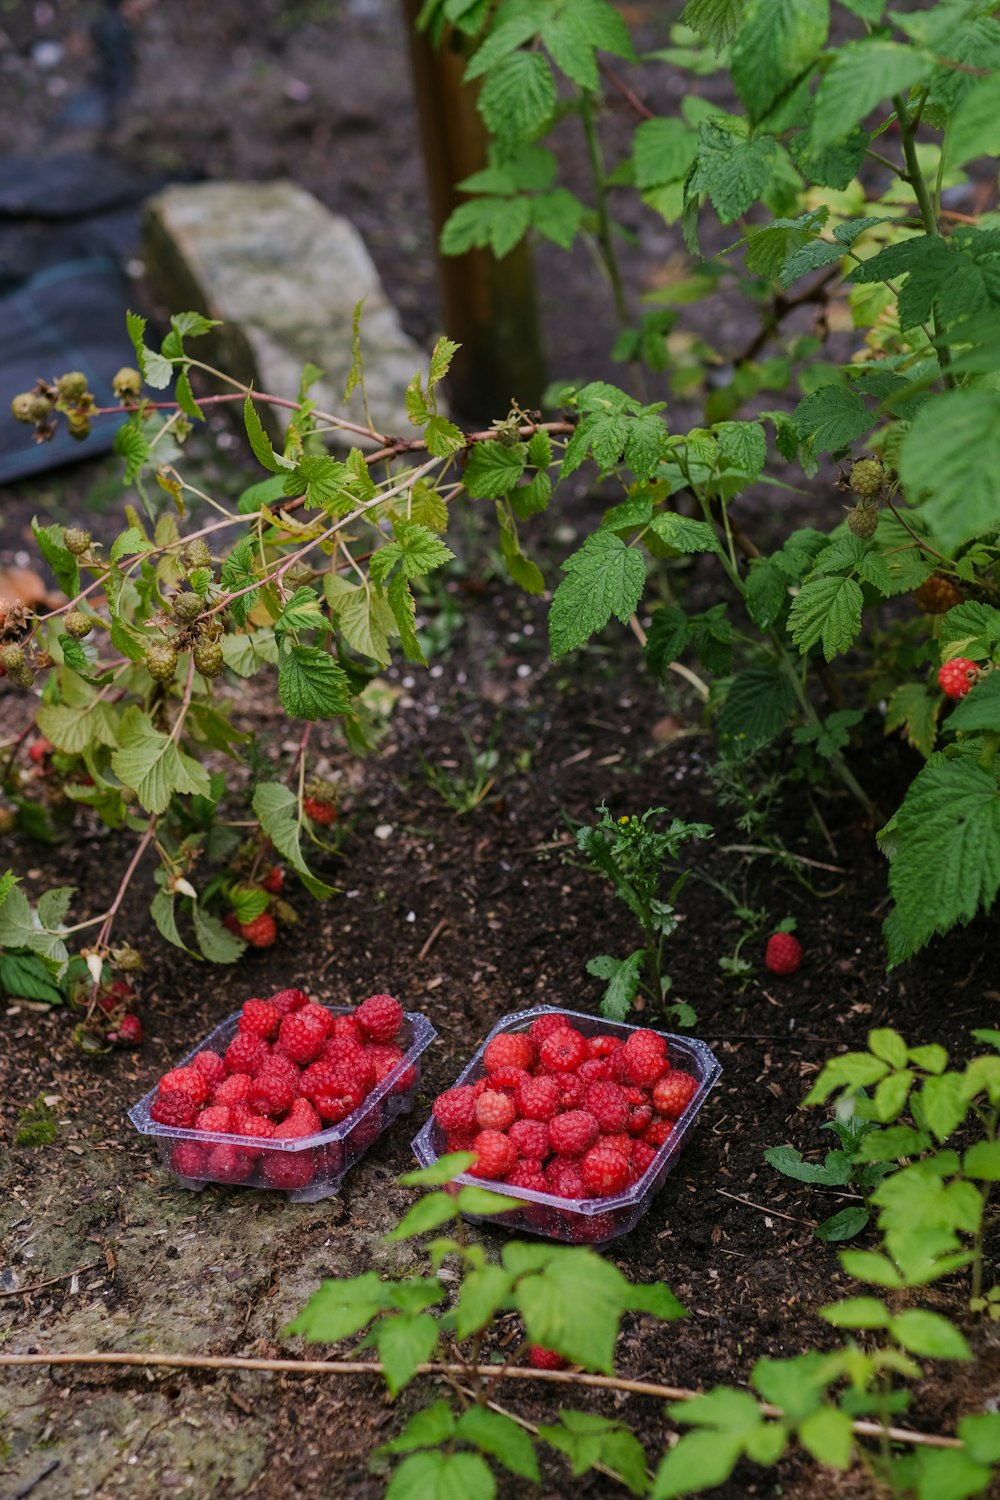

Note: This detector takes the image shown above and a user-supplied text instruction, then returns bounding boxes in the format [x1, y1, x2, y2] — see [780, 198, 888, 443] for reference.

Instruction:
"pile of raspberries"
[432, 1016, 699, 1201]
[148, 990, 411, 1190]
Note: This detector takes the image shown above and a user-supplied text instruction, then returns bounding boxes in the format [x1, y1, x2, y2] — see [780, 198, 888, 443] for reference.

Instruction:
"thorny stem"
[579, 91, 630, 333]
[169, 657, 196, 745]
[92, 817, 157, 957]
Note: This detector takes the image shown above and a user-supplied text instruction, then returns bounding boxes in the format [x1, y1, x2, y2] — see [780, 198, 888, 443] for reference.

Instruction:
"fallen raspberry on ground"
[528, 1346, 568, 1370]
[765, 931, 802, 975]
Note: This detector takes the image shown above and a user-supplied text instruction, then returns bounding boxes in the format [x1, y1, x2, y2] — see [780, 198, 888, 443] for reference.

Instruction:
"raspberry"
[476, 1089, 517, 1131]
[528, 1346, 568, 1370]
[529, 1012, 571, 1044]
[469, 1129, 517, 1180]
[330, 1014, 364, 1044]
[938, 657, 979, 699]
[299, 1002, 335, 1037]
[116, 1013, 144, 1047]
[241, 912, 277, 948]
[915, 575, 963, 615]
[549, 1110, 599, 1158]
[578, 1057, 612, 1084]
[539, 1027, 588, 1073]
[486, 1064, 531, 1092]
[433, 1085, 479, 1133]
[483, 1032, 536, 1073]
[580, 1145, 631, 1198]
[545, 1158, 584, 1199]
[237, 1114, 276, 1142]
[270, 988, 309, 1015]
[850, 457, 884, 499]
[206, 1144, 253, 1183]
[570, 1211, 618, 1245]
[224, 1032, 269, 1075]
[195, 1105, 234, 1133]
[229, 1102, 258, 1133]
[239, 998, 282, 1040]
[299, 1060, 347, 1100]
[587, 1034, 623, 1059]
[445, 1129, 479, 1153]
[261, 865, 285, 895]
[652, 1071, 699, 1119]
[632, 1140, 658, 1175]
[313, 1073, 366, 1123]
[29, 738, 52, 765]
[584, 1081, 630, 1133]
[846, 505, 878, 539]
[171, 1141, 207, 1178]
[193, 638, 224, 678]
[249, 1068, 298, 1118]
[765, 932, 802, 975]
[63, 525, 91, 555]
[145, 640, 178, 683]
[320, 1035, 366, 1067]
[356, 993, 404, 1043]
[506, 1162, 548, 1193]
[159, 1067, 211, 1107]
[600, 1132, 634, 1160]
[509, 1118, 550, 1160]
[643, 1117, 674, 1148]
[515, 1075, 562, 1121]
[627, 1104, 653, 1136]
[150, 1089, 197, 1127]
[212, 1072, 252, 1107]
[303, 795, 336, 825]
[552, 1073, 587, 1111]
[365, 1045, 413, 1091]
[279, 1010, 328, 1064]
[182, 538, 212, 572]
[263, 1148, 316, 1190]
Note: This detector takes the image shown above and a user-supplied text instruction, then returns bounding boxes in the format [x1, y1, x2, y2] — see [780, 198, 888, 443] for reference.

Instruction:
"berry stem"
[92, 816, 158, 959]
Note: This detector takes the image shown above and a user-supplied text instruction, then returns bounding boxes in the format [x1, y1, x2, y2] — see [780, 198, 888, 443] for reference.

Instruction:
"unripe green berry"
[172, 591, 203, 625]
[0, 643, 26, 672]
[67, 412, 91, 442]
[11, 392, 51, 424]
[56, 371, 89, 402]
[182, 539, 212, 572]
[64, 610, 93, 639]
[193, 638, 225, 678]
[64, 527, 91, 556]
[112, 366, 142, 400]
[850, 457, 884, 500]
[847, 505, 879, 539]
[145, 640, 178, 683]
[11, 664, 34, 688]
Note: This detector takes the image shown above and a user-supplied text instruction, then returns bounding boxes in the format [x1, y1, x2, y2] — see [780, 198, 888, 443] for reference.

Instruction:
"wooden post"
[402, 0, 547, 419]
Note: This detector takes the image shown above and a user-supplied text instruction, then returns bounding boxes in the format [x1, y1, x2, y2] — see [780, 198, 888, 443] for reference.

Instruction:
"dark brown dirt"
[2, 3, 999, 1498]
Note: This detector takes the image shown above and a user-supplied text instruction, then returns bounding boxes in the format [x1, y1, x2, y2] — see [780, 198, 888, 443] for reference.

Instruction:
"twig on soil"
[717, 844, 847, 875]
[0, 1260, 103, 1300]
[417, 917, 450, 961]
[716, 1188, 818, 1229]
[0, 1351, 964, 1449]
[12, 1459, 59, 1499]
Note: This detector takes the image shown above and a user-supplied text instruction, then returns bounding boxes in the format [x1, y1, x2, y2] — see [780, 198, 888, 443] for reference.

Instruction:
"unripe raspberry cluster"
[432, 1015, 700, 1202]
[149, 990, 410, 1190]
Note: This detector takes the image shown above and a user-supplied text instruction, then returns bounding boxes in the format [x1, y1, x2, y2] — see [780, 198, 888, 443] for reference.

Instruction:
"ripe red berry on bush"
[938, 657, 979, 699]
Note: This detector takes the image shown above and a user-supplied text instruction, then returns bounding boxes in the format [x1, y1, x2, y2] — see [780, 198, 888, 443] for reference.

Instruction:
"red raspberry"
[116, 1013, 144, 1046]
[356, 993, 403, 1043]
[545, 1158, 585, 1199]
[587, 1034, 623, 1059]
[600, 1132, 633, 1160]
[314, 1074, 366, 1123]
[570, 1211, 618, 1244]
[229, 1102, 258, 1133]
[506, 1161, 548, 1193]
[445, 1129, 479, 1153]
[261, 865, 285, 894]
[279, 1010, 328, 1064]
[622, 1033, 669, 1087]
[580, 1144, 630, 1198]
[224, 1032, 269, 1075]
[212, 1072, 252, 1107]
[765, 932, 802, 975]
[263, 1147, 316, 1190]
[486, 1064, 531, 1091]
[632, 1140, 658, 1175]
[938, 657, 979, 698]
[643, 1118, 674, 1148]
[584, 1081, 629, 1133]
[159, 1067, 211, 1107]
[303, 795, 336, 825]
[578, 1057, 612, 1084]
[330, 1014, 364, 1044]
[529, 1012, 571, 1044]
[299, 1002, 334, 1036]
[627, 1104, 653, 1136]
[206, 1144, 253, 1182]
[365, 1044, 413, 1091]
[150, 1089, 196, 1127]
[320, 1035, 365, 1067]
[237, 1114, 276, 1142]
[241, 912, 277, 947]
[171, 1141, 207, 1178]
[195, 1105, 234, 1133]
[223, 911, 242, 938]
[509, 1118, 550, 1160]
[475, 1089, 517, 1131]
[483, 1032, 536, 1073]
[192, 1050, 226, 1085]
[515, 1075, 562, 1121]
[249, 1068, 298, 1118]
[299, 1060, 345, 1100]
[549, 1110, 599, 1158]
[270, 988, 309, 1015]
[528, 1346, 568, 1370]
[552, 1073, 587, 1111]
[539, 1027, 588, 1073]
[652, 1071, 699, 1119]
[433, 1085, 479, 1132]
[285, 1099, 321, 1134]
[29, 737, 52, 765]
[239, 998, 281, 1040]
[469, 1129, 517, 1180]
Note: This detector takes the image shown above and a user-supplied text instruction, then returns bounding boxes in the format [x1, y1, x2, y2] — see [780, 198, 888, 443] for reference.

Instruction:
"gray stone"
[143, 180, 429, 445]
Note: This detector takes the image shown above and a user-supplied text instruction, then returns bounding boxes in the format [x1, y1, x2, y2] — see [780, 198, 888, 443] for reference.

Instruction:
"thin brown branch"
[598, 58, 655, 120]
[735, 263, 843, 367]
[0, 1262, 103, 1300]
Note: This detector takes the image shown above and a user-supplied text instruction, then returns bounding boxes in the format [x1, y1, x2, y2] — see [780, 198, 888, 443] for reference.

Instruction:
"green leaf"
[192, 903, 246, 964]
[385, 1450, 495, 1500]
[947, 672, 1000, 734]
[682, 0, 746, 53]
[958, 1413, 1000, 1466]
[36, 886, 74, 928]
[464, 441, 527, 499]
[885, 683, 940, 760]
[478, 52, 556, 145]
[718, 665, 795, 759]
[873, 1069, 913, 1123]
[648, 513, 721, 556]
[787, 574, 864, 661]
[744, 558, 789, 629]
[441, 195, 532, 258]
[812, 40, 933, 150]
[243, 394, 283, 473]
[803, 1052, 890, 1106]
[909, 1044, 949, 1075]
[838, 1250, 903, 1288]
[424, 415, 465, 459]
[869, 1028, 908, 1069]
[540, 1412, 649, 1495]
[883, 759, 1000, 966]
[633, 119, 700, 189]
[949, 72, 1000, 167]
[798, 1407, 853, 1469]
[371, 1311, 441, 1395]
[454, 1264, 513, 1339]
[398, 1153, 476, 1187]
[815, 1208, 870, 1242]
[690, 121, 779, 224]
[624, 1282, 687, 1321]
[495, 499, 545, 595]
[0, 952, 64, 1004]
[31, 520, 79, 599]
[388, 575, 426, 666]
[325, 578, 396, 666]
[821, 1296, 890, 1329]
[549, 531, 646, 659]
[126, 309, 172, 387]
[274, 586, 326, 646]
[939, 602, 1000, 662]
[221, 628, 280, 678]
[455, 1408, 540, 1482]
[587, 950, 644, 1021]
[512, 1247, 635, 1372]
[150, 889, 195, 954]
[110, 706, 212, 814]
[371, 522, 455, 585]
[730, 0, 828, 123]
[385, 1193, 459, 1242]
[287, 1271, 395, 1341]
[792, 386, 871, 454]
[252, 781, 336, 899]
[652, 1431, 745, 1500]
[764, 1146, 852, 1186]
[910, 1447, 995, 1500]
[278, 645, 352, 721]
[890, 1309, 971, 1360]
[288, 455, 355, 515]
[110, 526, 152, 564]
[0, 886, 69, 977]
[962, 1141, 1000, 1181]
[219, 537, 261, 628]
[377, 1401, 456, 1455]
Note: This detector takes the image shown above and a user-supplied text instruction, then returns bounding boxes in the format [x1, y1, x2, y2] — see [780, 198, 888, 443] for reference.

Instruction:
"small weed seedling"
[765, 1092, 894, 1242]
[420, 722, 502, 815]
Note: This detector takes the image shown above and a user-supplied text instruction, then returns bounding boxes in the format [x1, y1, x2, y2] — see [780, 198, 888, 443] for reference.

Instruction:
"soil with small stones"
[2, 2, 1000, 1499]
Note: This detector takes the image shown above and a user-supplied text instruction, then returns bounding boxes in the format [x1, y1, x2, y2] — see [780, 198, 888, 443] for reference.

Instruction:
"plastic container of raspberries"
[128, 991, 437, 1203]
[411, 1006, 720, 1245]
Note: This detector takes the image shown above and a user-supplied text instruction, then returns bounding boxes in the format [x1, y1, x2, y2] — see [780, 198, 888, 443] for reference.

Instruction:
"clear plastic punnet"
[129, 1007, 437, 1203]
[411, 1006, 720, 1245]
